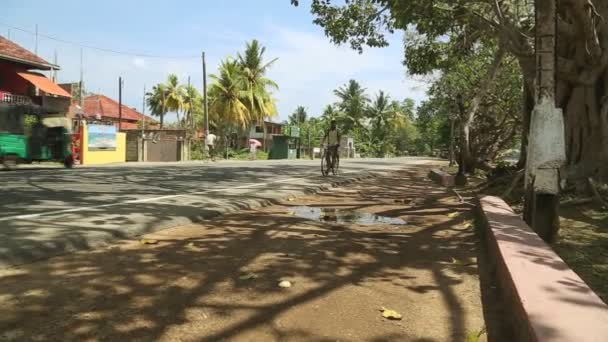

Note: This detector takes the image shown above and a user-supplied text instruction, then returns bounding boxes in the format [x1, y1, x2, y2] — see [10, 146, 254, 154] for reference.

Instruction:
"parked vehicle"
[0, 111, 73, 170]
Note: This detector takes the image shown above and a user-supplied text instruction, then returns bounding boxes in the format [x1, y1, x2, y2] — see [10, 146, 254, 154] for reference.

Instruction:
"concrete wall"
[81, 123, 126, 165]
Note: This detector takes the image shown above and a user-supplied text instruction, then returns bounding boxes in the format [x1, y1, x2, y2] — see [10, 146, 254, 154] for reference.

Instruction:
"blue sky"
[3, 0, 428, 122]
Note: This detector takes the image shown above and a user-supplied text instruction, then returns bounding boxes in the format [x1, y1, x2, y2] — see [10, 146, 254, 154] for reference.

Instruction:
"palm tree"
[164, 74, 185, 127]
[238, 40, 279, 150]
[288, 106, 309, 158]
[334, 79, 369, 132]
[367, 91, 392, 130]
[208, 58, 251, 129]
[182, 84, 202, 130]
[289, 106, 308, 125]
[146, 83, 168, 129]
[237, 39, 279, 122]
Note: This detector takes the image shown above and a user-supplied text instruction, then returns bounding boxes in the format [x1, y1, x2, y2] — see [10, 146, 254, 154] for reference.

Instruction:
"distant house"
[79, 94, 158, 130]
[244, 121, 285, 148]
[0, 35, 71, 116]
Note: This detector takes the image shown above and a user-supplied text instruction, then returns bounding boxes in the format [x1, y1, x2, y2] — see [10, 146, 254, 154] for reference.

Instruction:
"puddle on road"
[290, 206, 407, 226]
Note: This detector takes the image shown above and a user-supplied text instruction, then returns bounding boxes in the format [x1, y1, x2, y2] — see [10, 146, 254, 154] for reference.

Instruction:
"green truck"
[0, 108, 73, 170]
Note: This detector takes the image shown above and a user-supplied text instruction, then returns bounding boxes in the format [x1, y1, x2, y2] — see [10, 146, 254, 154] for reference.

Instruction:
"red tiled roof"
[0, 36, 56, 70]
[83, 95, 157, 123]
[116, 122, 140, 130]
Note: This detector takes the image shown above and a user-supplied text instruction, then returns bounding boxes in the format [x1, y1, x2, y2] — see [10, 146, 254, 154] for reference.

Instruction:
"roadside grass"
[553, 206, 608, 303]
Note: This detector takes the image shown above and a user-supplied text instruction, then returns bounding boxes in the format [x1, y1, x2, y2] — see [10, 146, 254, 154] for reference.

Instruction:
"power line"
[0, 21, 200, 59]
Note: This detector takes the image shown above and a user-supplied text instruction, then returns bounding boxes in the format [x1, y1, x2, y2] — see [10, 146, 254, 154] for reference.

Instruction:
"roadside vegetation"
[290, 0, 608, 304]
[148, 39, 279, 156]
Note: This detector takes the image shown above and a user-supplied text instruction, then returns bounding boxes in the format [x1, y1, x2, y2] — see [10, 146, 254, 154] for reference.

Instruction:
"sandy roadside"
[0, 165, 493, 341]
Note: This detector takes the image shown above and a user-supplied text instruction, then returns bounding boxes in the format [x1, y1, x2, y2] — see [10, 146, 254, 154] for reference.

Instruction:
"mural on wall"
[88, 124, 116, 151]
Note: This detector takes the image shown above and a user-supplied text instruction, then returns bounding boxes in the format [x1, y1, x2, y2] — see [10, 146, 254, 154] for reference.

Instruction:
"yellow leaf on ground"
[463, 222, 473, 229]
[447, 212, 460, 218]
[451, 257, 476, 266]
[380, 307, 402, 320]
[451, 257, 464, 265]
[140, 239, 158, 245]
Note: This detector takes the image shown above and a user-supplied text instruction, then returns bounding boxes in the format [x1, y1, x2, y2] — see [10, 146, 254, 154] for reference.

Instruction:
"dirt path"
[0, 166, 489, 341]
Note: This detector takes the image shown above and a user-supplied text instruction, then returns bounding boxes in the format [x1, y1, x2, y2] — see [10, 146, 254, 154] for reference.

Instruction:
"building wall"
[81, 122, 126, 165]
[0, 62, 30, 95]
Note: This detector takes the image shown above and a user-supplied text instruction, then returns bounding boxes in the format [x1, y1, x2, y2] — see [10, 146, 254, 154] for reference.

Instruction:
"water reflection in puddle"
[290, 206, 407, 226]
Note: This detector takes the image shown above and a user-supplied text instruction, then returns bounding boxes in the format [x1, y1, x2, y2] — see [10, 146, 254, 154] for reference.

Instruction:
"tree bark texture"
[497, 0, 608, 182]
[460, 47, 506, 172]
[557, 0, 608, 181]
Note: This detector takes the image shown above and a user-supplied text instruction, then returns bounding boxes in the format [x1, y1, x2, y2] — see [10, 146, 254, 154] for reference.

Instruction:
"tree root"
[588, 177, 608, 209]
[451, 188, 464, 202]
[501, 170, 525, 199]
[561, 197, 594, 206]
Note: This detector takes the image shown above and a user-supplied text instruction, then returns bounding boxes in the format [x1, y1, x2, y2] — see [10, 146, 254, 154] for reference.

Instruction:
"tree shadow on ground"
[0, 163, 375, 266]
[0, 165, 492, 341]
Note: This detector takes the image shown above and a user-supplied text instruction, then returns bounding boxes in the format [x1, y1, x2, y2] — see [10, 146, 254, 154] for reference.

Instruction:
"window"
[255, 126, 264, 133]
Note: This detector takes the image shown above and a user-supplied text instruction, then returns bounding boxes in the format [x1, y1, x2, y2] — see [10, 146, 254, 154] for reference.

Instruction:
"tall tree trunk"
[160, 113, 164, 130]
[523, 0, 565, 243]
[517, 79, 535, 169]
[460, 47, 506, 172]
[556, 1, 608, 182]
[449, 117, 456, 166]
[263, 121, 268, 152]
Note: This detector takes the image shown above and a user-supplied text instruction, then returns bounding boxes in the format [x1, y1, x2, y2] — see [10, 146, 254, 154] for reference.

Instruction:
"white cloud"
[40, 22, 428, 124]
[131, 57, 147, 70]
[264, 26, 429, 119]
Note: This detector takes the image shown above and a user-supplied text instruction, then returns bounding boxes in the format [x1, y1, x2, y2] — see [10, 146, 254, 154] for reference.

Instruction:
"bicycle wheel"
[320, 149, 327, 176]
[332, 153, 340, 175]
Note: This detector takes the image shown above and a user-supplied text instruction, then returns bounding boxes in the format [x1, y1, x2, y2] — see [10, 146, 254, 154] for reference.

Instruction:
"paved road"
[0, 158, 437, 266]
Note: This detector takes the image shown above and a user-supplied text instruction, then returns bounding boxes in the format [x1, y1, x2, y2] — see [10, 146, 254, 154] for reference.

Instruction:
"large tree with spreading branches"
[292, 0, 608, 183]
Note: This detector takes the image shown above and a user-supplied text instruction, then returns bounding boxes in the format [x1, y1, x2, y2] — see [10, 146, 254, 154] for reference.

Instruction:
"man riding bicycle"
[322, 120, 341, 173]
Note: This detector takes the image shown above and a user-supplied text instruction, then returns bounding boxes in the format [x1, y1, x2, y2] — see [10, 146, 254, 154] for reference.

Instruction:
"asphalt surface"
[0, 158, 437, 267]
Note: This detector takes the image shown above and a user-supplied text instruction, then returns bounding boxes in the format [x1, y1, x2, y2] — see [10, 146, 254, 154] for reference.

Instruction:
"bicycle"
[321, 145, 340, 176]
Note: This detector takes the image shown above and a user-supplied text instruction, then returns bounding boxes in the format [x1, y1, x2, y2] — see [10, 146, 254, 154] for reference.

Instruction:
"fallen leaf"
[466, 327, 487, 342]
[380, 307, 402, 320]
[140, 239, 158, 245]
[451, 257, 476, 266]
[278, 280, 292, 288]
[447, 212, 460, 218]
[463, 222, 473, 229]
[287, 197, 295, 202]
[186, 242, 199, 249]
[239, 273, 258, 280]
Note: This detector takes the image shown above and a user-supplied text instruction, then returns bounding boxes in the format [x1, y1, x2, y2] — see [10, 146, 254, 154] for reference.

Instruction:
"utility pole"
[52, 50, 58, 82]
[118, 77, 123, 131]
[202, 52, 209, 135]
[142, 85, 146, 135]
[187, 76, 193, 132]
[34, 24, 38, 55]
[79, 48, 84, 108]
[141, 85, 146, 162]
[524, 0, 565, 242]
